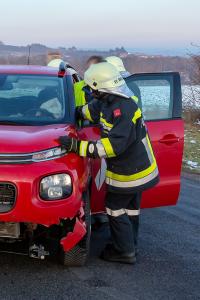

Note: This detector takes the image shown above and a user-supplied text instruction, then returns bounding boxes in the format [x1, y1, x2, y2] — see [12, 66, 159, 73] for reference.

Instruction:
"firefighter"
[74, 56, 105, 107]
[58, 62, 159, 264]
[106, 56, 141, 107]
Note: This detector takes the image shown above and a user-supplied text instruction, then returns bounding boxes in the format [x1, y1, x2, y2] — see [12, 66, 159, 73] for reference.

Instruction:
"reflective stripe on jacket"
[131, 95, 138, 103]
[79, 94, 159, 193]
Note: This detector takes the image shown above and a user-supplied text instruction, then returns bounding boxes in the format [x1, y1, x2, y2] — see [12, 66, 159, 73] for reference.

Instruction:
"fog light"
[40, 174, 72, 200]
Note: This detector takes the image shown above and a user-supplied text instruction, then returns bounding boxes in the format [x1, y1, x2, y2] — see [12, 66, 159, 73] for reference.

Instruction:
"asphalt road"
[0, 177, 199, 300]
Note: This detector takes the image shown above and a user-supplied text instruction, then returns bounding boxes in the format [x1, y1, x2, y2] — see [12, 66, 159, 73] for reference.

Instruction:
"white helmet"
[105, 56, 126, 72]
[48, 59, 78, 75]
[84, 62, 125, 91]
[84, 62, 133, 98]
[47, 59, 64, 68]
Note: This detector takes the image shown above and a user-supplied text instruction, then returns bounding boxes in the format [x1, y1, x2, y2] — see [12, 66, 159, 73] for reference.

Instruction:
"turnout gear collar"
[84, 62, 125, 91]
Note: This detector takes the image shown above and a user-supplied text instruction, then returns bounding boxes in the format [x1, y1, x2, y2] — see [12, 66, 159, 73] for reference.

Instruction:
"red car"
[0, 65, 184, 266]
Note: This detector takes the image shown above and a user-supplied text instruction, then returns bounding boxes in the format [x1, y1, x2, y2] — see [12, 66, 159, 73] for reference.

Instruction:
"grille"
[0, 183, 16, 213]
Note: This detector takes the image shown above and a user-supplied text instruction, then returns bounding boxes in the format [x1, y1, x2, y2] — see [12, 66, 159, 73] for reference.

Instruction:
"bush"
[183, 109, 200, 124]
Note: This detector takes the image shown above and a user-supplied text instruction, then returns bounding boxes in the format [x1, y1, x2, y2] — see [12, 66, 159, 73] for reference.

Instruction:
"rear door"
[125, 72, 184, 208]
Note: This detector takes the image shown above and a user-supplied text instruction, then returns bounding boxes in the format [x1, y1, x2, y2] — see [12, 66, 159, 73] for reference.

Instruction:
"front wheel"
[60, 191, 91, 267]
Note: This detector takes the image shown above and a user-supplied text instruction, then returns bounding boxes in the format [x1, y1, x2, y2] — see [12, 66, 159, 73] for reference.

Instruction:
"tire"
[60, 190, 91, 267]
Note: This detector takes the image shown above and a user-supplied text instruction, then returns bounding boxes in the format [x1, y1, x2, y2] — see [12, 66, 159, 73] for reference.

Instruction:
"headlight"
[40, 174, 72, 200]
[32, 147, 67, 162]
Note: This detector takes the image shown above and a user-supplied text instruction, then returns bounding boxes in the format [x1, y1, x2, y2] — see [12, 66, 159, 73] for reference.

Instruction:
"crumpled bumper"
[61, 215, 86, 251]
[0, 156, 89, 251]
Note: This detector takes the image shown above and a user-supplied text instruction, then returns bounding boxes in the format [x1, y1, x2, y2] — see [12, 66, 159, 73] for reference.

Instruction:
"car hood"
[0, 124, 76, 153]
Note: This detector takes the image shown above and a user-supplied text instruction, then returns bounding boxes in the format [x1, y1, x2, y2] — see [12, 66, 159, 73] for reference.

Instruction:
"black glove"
[58, 136, 78, 153]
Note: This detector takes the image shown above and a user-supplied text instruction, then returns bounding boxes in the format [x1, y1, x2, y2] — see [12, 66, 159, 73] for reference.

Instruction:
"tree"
[184, 45, 200, 111]
[182, 44, 200, 124]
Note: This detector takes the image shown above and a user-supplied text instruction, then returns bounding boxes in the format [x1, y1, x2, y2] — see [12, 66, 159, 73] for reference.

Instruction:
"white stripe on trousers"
[106, 207, 140, 217]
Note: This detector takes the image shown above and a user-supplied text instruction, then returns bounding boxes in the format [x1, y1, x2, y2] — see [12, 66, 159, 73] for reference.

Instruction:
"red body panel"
[61, 217, 86, 251]
[141, 119, 184, 208]
[0, 124, 76, 153]
[0, 124, 90, 226]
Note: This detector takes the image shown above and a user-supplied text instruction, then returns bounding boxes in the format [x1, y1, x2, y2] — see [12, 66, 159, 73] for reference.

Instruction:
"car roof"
[0, 65, 70, 76]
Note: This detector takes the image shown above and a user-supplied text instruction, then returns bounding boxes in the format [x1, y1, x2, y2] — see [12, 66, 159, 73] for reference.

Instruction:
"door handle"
[159, 135, 180, 145]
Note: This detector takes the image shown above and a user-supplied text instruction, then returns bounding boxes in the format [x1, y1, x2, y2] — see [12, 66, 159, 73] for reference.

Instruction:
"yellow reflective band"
[106, 161, 157, 182]
[101, 138, 116, 158]
[84, 105, 93, 122]
[79, 141, 88, 157]
[132, 108, 142, 124]
[131, 95, 139, 103]
[106, 167, 158, 188]
[100, 117, 113, 128]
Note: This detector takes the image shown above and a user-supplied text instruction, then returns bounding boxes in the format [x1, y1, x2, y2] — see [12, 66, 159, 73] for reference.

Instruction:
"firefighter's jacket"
[79, 94, 159, 193]
[74, 80, 95, 107]
[74, 80, 86, 107]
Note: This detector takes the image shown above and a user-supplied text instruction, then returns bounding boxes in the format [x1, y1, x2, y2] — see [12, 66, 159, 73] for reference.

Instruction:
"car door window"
[126, 73, 181, 121]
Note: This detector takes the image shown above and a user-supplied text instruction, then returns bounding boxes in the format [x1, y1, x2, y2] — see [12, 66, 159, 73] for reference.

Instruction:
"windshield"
[0, 74, 67, 125]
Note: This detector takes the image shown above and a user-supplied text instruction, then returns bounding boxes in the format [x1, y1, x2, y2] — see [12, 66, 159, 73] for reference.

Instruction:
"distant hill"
[0, 42, 55, 55]
[0, 42, 197, 84]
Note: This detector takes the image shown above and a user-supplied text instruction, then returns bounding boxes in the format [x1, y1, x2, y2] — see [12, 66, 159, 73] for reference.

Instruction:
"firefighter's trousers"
[105, 191, 142, 254]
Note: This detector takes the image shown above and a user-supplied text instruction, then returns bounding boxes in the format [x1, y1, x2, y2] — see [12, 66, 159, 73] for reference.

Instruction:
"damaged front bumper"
[61, 215, 86, 251]
[0, 158, 89, 252]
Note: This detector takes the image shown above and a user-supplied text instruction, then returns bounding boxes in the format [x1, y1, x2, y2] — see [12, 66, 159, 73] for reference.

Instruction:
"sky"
[0, 0, 200, 55]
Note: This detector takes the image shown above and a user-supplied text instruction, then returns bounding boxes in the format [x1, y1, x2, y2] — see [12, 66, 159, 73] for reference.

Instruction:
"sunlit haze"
[0, 0, 200, 54]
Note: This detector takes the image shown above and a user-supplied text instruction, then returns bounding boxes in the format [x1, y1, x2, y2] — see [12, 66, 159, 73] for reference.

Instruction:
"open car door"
[89, 72, 184, 212]
[125, 72, 184, 208]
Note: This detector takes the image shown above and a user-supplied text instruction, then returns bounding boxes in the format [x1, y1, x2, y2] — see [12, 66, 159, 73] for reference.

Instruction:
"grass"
[183, 123, 200, 174]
